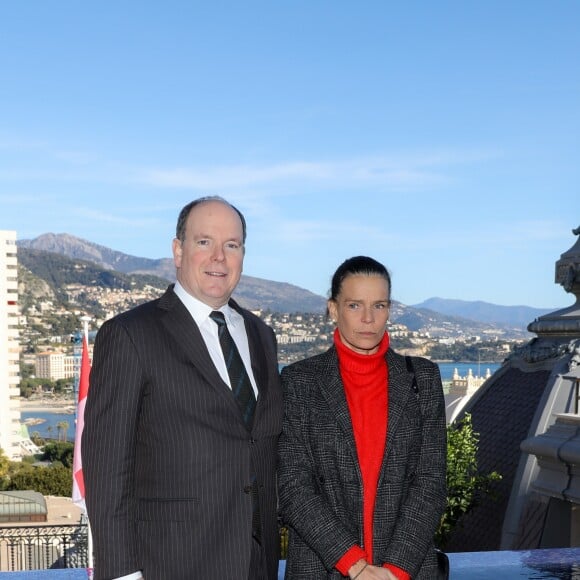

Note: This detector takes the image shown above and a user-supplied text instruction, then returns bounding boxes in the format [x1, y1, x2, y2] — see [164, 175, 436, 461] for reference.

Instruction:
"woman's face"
[328, 273, 390, 355]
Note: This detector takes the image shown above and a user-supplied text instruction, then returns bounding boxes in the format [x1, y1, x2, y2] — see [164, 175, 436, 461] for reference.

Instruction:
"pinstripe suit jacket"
[278, 346, 447, 579]
[82, 285, 283, 580]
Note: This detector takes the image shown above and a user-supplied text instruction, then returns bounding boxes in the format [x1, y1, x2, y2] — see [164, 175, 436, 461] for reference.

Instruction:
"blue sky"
[1, 1, 578, 309]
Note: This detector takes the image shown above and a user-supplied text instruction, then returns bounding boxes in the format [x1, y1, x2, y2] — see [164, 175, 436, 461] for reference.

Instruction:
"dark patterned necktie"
[210, 310, 261, 541]
[210, 310, 257, 426]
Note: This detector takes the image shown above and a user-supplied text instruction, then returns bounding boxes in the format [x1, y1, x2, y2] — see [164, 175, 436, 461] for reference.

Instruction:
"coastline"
[19, 398, 76, 414]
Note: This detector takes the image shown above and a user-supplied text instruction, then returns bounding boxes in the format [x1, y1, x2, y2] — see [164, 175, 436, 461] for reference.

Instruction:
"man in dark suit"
[82, 196, 283, 580]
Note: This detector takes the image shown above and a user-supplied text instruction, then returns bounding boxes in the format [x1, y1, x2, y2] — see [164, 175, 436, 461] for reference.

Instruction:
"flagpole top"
[80, 316, 92, 339]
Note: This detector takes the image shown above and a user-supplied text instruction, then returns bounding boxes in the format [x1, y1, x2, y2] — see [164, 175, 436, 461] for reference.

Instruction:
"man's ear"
[172, 238, 182, 268]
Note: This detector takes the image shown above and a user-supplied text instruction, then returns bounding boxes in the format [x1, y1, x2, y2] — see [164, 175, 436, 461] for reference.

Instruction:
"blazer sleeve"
[278, 364, 361, 571]
[384, 358, 447, 576]
[82, 318, 145, 578]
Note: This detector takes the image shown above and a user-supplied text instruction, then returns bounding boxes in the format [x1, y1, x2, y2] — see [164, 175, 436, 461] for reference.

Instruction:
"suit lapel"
[384, 349, 414, 458]
[230, 300, 268, 396]
[229, 300, 272, 432]
[316, 348, 359, 467]
[157, 286, 243, 420]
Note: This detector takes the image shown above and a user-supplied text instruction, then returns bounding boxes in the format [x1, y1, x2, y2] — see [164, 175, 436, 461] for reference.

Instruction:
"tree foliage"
[0, 441, 74, 497]
[7, 464, 72, 497]
[42, 441, 74, 468]
[436, 413, 502, 548]
[56, 421, 70, 442]
[19, 377, 48, 398]
[0, 447, 9, 488]
[30, 431, 45, 446]
[19, 377, 74, 398]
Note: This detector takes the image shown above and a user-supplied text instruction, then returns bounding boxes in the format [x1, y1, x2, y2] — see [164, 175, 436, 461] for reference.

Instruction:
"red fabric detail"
[334, 329, 389, 565]
[72, 333, 91, 508]
[335, 545, 367, 576]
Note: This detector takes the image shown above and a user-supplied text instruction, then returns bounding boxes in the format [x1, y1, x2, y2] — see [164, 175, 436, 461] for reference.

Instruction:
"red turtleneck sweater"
[333, 329, 410, 580]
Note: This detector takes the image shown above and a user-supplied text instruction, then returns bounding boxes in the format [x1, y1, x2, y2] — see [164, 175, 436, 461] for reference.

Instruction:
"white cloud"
[270, 218, 399, 244]
[73, 208, 161, 228]
[138, 150, 498, 192]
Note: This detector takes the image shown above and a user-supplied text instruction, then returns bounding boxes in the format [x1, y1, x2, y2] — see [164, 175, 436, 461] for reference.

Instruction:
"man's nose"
[211, 245, 225, 261]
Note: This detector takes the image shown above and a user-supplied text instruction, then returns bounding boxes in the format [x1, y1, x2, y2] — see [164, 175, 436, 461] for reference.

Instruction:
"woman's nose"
[362, 307, 374, 323]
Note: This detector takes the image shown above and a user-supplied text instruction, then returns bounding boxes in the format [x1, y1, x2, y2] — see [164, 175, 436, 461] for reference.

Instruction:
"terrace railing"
[0, 521, 88, 572]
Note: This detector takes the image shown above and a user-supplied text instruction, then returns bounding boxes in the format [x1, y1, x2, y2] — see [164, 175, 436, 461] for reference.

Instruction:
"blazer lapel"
[157, 286, 243, 419]
[317, 348, 360, 468]
[230, 300, 269, 397]
[384, 349, 414, 458]
[229, 299, 274, 434]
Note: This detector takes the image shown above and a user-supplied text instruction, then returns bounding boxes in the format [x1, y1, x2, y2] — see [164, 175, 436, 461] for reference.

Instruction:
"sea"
[21, 361, 502, 442]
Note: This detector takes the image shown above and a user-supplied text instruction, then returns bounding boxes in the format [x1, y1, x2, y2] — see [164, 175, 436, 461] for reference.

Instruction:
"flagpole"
[77, 315, 94, 572]
[82, 316, 90, 350]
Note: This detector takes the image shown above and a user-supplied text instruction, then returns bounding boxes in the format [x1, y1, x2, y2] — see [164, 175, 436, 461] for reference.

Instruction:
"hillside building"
[445, 367, 493, 422]
[0, 230, 22, 460]
[35, 352, 76, 381]
[451, 367, 493, 392]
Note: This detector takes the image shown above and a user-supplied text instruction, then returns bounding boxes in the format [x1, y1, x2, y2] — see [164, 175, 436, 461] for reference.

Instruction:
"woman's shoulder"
[281, 347, 336, 378]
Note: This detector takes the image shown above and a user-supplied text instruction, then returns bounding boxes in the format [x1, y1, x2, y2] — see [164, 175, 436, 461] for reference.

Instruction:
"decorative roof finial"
[555, 226, 580, 294]
[527, 226, 580, 338]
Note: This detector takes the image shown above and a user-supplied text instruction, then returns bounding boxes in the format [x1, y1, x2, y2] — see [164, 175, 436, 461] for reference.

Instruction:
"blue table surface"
[2, 549, 580, 579]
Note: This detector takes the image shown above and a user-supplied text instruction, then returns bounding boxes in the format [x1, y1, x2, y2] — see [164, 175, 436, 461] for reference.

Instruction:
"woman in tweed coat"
[278, 256, 447, 579]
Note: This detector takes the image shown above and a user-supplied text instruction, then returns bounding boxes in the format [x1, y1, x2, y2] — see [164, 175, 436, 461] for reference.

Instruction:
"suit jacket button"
[243, 485, 252, 494]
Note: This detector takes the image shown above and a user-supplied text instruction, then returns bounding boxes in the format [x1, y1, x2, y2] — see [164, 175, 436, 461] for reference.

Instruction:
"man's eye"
[197, 239, 210, 246]
[347, 303, 359, 309]
[226, 242, 241, 250]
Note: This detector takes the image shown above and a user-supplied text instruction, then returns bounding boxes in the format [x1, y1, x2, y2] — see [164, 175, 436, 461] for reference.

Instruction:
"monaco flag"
[72, 332, 91, 510]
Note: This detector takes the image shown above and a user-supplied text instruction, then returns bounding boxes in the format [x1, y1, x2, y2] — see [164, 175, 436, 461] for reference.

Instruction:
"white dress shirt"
[174, 281, 259, 398]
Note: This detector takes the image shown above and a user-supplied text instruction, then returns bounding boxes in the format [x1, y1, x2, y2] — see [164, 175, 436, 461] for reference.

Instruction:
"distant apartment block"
[0, 230, 22, 460]
[35, 352, 76, 381]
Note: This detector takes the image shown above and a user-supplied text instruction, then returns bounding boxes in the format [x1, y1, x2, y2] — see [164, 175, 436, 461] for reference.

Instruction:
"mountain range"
[17, 233, 555, 336]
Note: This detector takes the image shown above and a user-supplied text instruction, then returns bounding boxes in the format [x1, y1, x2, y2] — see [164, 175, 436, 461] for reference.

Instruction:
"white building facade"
[35, 352, 76, 381]
[0, 230, 22, 460]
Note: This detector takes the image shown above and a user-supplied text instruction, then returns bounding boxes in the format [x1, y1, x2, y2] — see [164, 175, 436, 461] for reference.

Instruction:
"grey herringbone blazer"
[83, 285, 282, 580]
[278, 346, 447, 579]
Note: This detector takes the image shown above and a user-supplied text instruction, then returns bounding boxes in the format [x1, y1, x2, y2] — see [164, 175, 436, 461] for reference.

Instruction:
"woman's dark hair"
[329, 256, 392, 302]
[175, 195, 247, 243]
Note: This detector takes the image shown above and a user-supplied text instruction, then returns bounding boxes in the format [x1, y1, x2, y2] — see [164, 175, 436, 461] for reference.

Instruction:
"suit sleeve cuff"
[335, 546, 367, 576]
[383, 562, 411, 580]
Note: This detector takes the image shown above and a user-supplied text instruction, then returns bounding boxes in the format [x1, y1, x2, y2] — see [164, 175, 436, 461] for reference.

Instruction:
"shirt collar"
[174, 281, 240, 327]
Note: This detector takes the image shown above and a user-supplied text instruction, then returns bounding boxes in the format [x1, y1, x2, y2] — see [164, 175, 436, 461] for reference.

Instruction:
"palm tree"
[56, 421, 70, 442]
[31, 431, 43, 446]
